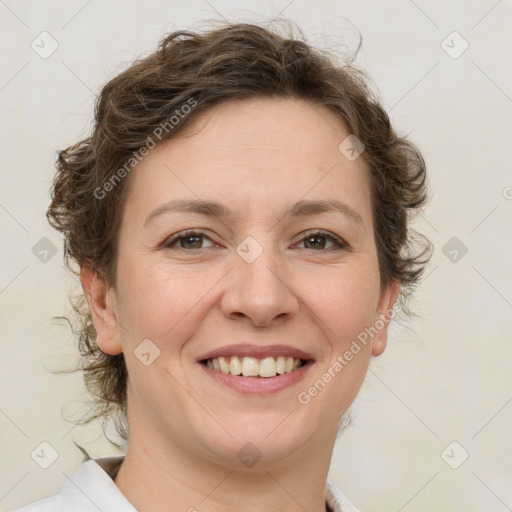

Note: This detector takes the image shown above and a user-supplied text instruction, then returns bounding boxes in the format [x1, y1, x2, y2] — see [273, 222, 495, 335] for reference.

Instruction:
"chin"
[195, 412, 319, 467]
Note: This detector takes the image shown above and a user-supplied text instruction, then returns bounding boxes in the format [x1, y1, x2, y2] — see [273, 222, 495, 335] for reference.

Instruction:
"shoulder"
[8, 456, 129, 512]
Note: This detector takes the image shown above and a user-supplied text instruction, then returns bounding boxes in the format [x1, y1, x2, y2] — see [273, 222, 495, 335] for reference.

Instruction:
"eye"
[163, 230, 217, 250]
[294, 230, 347, 251]
[162, 229, 347, 252]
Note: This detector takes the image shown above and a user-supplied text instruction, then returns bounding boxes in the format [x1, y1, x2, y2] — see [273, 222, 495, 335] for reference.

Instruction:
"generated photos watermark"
[93, 97, 198, 200]
[297, 302, 401, 405]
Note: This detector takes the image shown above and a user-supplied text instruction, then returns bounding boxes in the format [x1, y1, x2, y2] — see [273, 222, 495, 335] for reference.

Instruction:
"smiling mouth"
[201, 356, 308, 378]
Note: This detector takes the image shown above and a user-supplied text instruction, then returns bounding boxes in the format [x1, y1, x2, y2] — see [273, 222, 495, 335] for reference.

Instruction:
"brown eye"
[296, 231, 347, 251]
[303, 235, 328, 250]
[164, 231, 216, 250]
[179, 235, 203, 249]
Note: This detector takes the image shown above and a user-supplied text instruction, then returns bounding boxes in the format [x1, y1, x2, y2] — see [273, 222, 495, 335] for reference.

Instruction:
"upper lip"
[197, 344, 314, 362]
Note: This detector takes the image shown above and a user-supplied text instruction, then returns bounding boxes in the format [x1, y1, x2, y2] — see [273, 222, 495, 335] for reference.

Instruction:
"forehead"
[173, 97, 357, 162]
[123, 97, 372, 227]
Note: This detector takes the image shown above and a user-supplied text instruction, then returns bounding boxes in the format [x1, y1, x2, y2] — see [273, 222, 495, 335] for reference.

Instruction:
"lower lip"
[199, 360, 314, 394]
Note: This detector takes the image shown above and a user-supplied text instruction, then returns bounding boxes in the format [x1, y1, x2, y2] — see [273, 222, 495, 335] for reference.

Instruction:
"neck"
[114, 413, 337, 512]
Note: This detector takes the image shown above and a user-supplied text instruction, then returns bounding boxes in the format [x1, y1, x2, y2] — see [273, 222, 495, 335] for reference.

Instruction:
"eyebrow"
[144, 198, 364, 229]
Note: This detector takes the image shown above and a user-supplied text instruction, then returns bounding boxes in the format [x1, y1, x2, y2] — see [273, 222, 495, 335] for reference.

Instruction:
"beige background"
[1, 0, 511, 510]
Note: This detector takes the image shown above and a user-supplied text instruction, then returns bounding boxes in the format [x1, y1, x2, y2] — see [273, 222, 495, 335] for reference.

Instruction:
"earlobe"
[371, 280, 400, 357]
[80, 264, 123, 356]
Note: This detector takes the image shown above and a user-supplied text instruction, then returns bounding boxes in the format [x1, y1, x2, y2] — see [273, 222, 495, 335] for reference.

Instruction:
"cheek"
[300, 264, 380, 410]
[300, 264, 380, 345]
[116, 259, 218, 343]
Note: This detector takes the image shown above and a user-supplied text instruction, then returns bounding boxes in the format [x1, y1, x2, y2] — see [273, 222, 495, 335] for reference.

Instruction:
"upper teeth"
[205, 356, 302, 377]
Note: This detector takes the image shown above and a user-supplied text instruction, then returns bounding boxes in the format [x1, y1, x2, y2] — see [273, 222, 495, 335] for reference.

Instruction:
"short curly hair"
[48, 19, 432, 442]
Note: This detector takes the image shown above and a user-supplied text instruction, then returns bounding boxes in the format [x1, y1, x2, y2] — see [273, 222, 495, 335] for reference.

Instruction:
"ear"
[371, 280, 400, 357]
[80, 263, 123, 356]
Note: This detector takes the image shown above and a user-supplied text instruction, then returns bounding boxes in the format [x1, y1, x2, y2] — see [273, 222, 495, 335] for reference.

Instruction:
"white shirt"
[11, 456, 361, 512]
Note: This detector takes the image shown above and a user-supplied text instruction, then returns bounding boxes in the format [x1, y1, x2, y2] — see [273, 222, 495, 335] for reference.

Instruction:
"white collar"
[16, 456, 361, 512]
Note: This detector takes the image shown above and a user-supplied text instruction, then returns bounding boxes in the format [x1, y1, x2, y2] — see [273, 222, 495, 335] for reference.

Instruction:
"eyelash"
[162, 229, 348, 251]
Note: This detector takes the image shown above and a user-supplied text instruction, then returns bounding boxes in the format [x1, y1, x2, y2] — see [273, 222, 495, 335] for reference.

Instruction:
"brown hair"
[48, 20, 432, 442]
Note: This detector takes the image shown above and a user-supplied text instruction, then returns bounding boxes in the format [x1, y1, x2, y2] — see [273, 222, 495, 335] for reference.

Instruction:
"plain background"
[1, 1, 511, 510]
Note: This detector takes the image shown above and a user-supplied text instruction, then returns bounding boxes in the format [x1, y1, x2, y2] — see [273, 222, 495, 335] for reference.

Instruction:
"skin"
[82, 97, 399, 512]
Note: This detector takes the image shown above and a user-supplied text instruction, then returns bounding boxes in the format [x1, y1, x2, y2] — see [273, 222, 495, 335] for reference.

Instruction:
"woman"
[14, 20, 430, 512]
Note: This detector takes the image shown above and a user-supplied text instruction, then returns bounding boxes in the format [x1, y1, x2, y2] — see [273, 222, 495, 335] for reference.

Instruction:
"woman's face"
[89, 97, 398, 467]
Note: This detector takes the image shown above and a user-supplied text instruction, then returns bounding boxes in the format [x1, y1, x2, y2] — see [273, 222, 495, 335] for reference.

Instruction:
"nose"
[220, 244, 299, 327]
